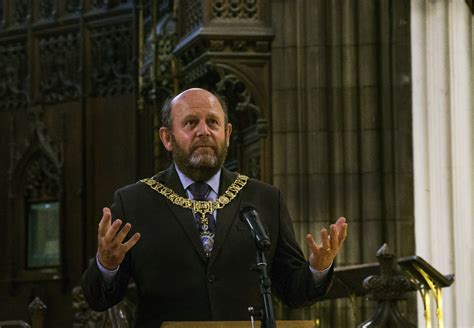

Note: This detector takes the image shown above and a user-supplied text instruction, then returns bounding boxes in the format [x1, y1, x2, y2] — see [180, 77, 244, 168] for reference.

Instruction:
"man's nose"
[196, 120, 211, 136]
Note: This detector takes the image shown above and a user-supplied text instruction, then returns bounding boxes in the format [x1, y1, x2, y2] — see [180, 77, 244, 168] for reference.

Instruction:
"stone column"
[411, 0, 473, 326]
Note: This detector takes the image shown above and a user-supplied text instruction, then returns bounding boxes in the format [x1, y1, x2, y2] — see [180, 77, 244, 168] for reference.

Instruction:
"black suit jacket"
[82, 166, 334, 327]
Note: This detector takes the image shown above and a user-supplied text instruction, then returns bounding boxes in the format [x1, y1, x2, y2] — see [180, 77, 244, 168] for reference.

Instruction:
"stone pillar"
[411, 0, 473, 326]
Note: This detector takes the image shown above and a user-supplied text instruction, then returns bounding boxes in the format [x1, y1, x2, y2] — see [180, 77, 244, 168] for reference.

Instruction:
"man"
[82, 88, 348, 327]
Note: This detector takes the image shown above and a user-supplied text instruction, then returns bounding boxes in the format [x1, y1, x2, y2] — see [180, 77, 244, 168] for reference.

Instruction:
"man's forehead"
[173, 97, 217, 109]
[171, 90, 222, 113]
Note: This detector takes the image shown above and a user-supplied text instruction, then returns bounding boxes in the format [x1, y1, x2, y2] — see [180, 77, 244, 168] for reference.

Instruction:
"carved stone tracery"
[39, 33, 81, 103]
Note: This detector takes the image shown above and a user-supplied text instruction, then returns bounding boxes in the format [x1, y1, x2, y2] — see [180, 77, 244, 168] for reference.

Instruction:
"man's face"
[160, 89, 232, 182]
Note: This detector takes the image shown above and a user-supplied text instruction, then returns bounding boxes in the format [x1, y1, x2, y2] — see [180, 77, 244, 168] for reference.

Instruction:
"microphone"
[239, 206, 271, 250]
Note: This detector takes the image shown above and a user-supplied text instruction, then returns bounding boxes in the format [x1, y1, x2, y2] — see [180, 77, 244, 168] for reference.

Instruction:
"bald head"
[158, 88, 233, 181]
[161, 88, 229, 130]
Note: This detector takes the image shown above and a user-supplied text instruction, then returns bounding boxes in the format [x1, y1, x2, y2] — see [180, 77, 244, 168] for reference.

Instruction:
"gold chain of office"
[140, 174, 249, 220]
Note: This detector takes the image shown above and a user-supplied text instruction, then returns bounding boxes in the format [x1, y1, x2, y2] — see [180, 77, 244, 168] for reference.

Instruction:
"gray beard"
[171, 137, 228, 182]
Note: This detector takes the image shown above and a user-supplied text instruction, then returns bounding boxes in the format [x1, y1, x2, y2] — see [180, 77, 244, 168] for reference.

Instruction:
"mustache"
[191, 140, 217, 150]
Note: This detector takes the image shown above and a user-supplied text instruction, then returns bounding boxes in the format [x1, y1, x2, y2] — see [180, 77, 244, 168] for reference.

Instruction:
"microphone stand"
[254, 241, 276, 328]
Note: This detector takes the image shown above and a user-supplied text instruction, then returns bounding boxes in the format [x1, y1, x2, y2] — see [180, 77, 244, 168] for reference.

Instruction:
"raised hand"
[305, 217, 348, 271]
[97, 207, 141, 270]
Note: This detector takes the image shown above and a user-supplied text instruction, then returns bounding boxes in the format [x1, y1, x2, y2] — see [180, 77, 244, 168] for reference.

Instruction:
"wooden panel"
[0, 1, 137, 326]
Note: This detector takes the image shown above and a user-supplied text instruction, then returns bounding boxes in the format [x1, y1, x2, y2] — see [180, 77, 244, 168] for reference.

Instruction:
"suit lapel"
[156, 166, 207, 262]
[208, 168, 244, 266]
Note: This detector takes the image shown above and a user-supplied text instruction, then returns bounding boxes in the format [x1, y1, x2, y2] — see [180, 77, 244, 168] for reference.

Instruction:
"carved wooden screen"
[7, 107, 64, 282]
[0, 1, 137, 326]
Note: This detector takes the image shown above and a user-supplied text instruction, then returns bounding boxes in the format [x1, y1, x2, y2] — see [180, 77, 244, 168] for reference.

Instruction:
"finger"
[114, 223, 132, 244]
[104, 219, 122, 243]
[98, 207, 112, 237]
[335, 216, 346, 226]
[305, 233, 319, 254]
[329, 224, 338, 250]
[122, 232, 141, 253]
[338, 222, 348, 244]
[320, 228, 330, 250]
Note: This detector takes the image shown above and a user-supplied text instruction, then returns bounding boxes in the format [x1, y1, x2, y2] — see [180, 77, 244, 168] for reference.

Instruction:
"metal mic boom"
[239, 206, 271, 250]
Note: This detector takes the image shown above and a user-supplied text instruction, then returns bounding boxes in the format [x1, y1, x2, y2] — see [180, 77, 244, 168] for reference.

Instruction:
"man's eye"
[208, 119, 219, 127]
[185, 120, 197, 127]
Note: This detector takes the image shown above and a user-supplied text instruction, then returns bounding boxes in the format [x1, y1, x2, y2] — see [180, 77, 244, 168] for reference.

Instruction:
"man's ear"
[225, 123, 232, 147]
[159, 127, 173, 151]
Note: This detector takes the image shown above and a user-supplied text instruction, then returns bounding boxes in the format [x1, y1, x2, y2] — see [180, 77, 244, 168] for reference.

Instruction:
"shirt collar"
[174, 163, 221, 195]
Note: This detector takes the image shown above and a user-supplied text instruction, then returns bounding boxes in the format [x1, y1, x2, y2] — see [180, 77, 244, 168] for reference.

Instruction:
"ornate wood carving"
[181, 0, 203, 36]
[0, 1, 139, 325]
[13, 0, 28, 25]
[137, 1, 178, 170]
[141, 9, 177, 102]
[91, 0, 108, 9]
[24, 155, 61, 200]
[38, 32, 81, 103]
[210, 65, 267, 178]
[179, 38, 270, 85]
[9, 106, 63, 200]
[29, 297, 47, 328]
[363, 245, 412, 302]
[0, 40, 28, 111]
[39, 0, 55, 20]
[140, 0, 270, 176]
[72, 285, 135, 327]
[65, 0, 81, 14]
[6, 105, 65, 292]
[212, 0, 259, 20]
[90, 22, 134, 96]
[91, 0, 129, 10]
[72, 286, 107, 327]
[359, 244, 417, 327]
